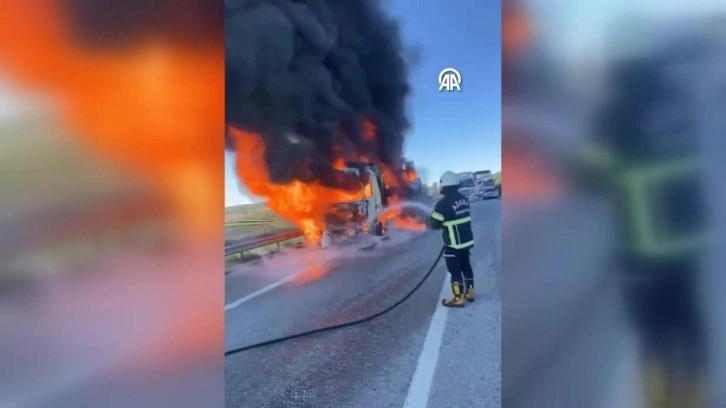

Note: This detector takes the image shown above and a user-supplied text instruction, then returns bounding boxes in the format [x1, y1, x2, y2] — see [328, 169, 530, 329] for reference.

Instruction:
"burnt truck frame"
[321, 163, 389, 248]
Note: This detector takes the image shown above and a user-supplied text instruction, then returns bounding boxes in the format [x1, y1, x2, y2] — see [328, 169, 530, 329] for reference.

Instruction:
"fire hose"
[224, 245, 446, 356]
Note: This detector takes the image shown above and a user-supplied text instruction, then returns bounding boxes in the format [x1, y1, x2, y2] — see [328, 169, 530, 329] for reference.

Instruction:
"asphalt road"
[224, 199, 501, 408]
[501, 197, 626, 407]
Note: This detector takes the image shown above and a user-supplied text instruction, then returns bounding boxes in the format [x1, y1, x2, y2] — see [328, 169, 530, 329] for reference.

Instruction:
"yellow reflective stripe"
[449, 240, 474, 249]
[636, 234, 708, 257]
[616, 157, 703, 256]
[431, 211, 445, 221]
[616, 157, 698, 184]
[446, 224, 457, 246]
[442, 216, 471, 227]
[580, 141, 617, 170]
[443, 217, 472, 248]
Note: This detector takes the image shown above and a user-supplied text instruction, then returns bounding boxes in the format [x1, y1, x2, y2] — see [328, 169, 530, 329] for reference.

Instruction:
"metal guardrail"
[224, 219, 275, 227]
[224, 196, 438, 259]
[224, 229, 303, 257]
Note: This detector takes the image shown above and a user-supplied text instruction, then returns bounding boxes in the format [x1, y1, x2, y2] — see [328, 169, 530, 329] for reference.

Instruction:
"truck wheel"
[375, 220, 386, 236]
[321, 231, 331, 249]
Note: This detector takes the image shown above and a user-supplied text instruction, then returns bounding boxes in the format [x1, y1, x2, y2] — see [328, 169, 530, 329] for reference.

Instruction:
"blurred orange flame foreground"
[0, 2, 224, 239]
[0, 3, 224, 374]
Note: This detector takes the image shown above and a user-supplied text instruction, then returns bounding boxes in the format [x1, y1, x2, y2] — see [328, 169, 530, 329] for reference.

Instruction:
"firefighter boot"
[441, 282, 465, 308]
[464, 278, 475, 302]
[642, 360, 669, 408]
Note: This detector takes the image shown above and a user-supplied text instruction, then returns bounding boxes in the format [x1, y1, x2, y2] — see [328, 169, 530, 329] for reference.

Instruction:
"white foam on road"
[224, 274, 299, 312]
[225, 246, 349, 312]
[403, 275, 450, 408]
[225, 231, 428, 312]
[226, 230, 426, 276]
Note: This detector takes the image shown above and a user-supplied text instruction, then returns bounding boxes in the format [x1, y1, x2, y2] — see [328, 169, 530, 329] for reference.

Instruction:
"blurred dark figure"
[578, 26, 712, 408]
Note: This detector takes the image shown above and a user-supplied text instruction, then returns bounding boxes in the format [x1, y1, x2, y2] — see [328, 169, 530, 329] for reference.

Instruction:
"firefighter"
[429, 171, 475, 307]
[578, 38, 710, 407]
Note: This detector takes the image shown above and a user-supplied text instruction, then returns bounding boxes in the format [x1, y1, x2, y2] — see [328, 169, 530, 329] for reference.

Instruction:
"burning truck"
[226, 0, 427, 248]
[321, 162, 387, 248]
[320, 160, 428, 248]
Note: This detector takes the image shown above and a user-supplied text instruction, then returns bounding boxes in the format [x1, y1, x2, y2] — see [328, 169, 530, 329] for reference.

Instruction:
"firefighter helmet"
[440, 171, 460, 187]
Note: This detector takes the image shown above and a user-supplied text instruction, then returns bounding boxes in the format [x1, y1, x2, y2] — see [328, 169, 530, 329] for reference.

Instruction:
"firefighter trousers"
[621, 258, 706, 375]
[443, 246, 474, 285]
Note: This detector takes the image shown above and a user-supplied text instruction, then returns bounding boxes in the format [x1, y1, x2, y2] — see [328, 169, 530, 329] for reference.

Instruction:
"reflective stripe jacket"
[430, 191, 474, 249]
[578, 55, 708, 262]
[579, 143, 706, 261]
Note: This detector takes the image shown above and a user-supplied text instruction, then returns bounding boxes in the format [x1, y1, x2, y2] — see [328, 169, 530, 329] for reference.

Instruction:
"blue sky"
[226, 0, 501, 206]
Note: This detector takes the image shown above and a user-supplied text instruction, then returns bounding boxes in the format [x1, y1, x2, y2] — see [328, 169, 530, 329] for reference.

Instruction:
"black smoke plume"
[225, 0, 412, 192]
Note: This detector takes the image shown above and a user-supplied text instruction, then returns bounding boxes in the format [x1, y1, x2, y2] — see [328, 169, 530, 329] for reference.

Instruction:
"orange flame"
[292, 263, 332, 286]
[333, 157, 347, 170]
[504, 140, 562, 202]
[231, 127, 367, 244]
[0, 3, 224, 239]
[363, 120, 376, 141]
[405, 167, 417, 183]
[394, 216, 426, 231]
[364, 182, 373, 197]
[0, 3, 224, 375]
[231, 117, 424, 240]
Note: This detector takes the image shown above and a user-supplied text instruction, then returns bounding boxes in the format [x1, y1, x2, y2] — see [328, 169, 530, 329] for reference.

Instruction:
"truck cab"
[321, 164, 387, 248]
[473, 170, 500, 199]
[456, 172, 478, 201]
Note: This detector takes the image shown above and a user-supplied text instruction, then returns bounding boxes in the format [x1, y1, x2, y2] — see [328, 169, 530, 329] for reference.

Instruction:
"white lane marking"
[225, 274, 297, 312]
[403, 276, 451, 408]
